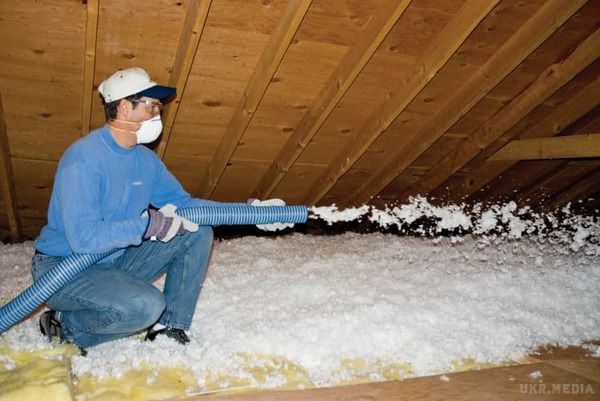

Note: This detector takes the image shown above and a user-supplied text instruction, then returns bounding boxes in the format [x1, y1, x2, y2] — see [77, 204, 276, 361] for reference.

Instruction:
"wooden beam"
[202, 0, 312, 198]
[344, 0, 587, 206]
[252, 0, 413, 200]
[303, 0, 497, 206]
[0, 92, 23, 242]
[399, 26, 600, 201]
[156, 0, 212, 159]
[80, 0, 99, 136]
[489, 134, 600, 161]
[446, 75, 600, 202]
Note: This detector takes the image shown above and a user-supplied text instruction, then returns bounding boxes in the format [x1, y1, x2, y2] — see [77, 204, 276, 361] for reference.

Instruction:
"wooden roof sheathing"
[0, 0, 598, 240]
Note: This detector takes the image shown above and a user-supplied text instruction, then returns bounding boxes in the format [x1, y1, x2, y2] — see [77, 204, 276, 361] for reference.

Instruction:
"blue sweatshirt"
[35, 125, 224, 259]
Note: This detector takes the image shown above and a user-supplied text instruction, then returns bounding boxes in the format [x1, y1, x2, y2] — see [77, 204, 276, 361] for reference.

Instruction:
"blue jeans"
[31, 227, 213, 348]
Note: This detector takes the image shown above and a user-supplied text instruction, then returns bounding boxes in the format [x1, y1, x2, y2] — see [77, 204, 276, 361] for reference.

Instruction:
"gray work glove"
[143, 204, 198, 242]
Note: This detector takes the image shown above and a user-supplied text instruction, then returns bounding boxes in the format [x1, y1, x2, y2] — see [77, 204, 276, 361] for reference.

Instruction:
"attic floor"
[188, 344, 600, 401]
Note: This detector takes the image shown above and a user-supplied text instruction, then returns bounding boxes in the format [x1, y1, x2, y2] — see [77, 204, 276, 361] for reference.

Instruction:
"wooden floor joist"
[156, 0, 212, 160]
[202, 0, 312, 198]
[398, 26, 600, 202]
[303, 0, 498, 206]
[343, 0, 587, 206]
[0, 92, 22, 242]
[252, 0, 413, 200]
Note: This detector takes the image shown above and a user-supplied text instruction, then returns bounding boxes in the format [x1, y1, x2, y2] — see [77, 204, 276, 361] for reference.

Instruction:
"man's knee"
[117, 285, 165, 330]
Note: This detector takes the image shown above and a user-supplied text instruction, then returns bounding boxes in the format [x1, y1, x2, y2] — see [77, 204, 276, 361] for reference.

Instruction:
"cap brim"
[137, 85, 176, 103]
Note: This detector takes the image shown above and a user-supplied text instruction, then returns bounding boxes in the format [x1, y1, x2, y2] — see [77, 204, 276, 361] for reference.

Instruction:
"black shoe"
[39, 310, 64, 342]
[145, 326, 190, 345]
[39, 310, 87, 356]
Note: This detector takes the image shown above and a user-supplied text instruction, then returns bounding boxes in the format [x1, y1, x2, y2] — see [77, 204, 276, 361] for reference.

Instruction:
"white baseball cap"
[98, 67, 176, 103]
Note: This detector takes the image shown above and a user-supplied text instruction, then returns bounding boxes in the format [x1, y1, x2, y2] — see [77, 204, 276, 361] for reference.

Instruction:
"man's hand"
[248, 198, 295, 232]
[144, 204, 198, 242]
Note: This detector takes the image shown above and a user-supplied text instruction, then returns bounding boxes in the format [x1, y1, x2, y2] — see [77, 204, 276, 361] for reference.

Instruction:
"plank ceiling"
[0, 0, 599, 241]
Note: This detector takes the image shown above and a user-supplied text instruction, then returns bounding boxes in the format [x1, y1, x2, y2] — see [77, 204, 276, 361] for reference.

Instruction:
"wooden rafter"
[157, 0, 212, 159]
[399, 27, 600, 201]
[473, 160, 567, 204]
[0, 92, 23, 242]
[466, 105, 600, 204]
[202, 0, 312, 198]
[252, 0, 414, 200]
[489, 134, 600, 161]
[80, 0, 99, 136]
[343, 0, 587, 206]
[543, 167, 600, 212]
[303, 0, 498, 206]
[446, 76, 600, 202]
[515, 161, 598, 207]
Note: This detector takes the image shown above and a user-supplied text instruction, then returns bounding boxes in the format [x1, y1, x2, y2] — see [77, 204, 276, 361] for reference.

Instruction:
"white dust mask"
[135, 115, 163, 144]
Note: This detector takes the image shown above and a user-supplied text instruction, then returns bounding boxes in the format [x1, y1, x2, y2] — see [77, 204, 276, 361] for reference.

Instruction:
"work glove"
[248, 198, 294, 232]
[143, 204, 199, 242]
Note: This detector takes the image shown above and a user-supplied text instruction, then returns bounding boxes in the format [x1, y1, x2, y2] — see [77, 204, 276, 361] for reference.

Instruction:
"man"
[32, 67, 242, 351]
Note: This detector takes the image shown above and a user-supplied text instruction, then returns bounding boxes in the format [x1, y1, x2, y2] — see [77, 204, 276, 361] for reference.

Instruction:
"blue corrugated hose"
[0, 204, 308, 334]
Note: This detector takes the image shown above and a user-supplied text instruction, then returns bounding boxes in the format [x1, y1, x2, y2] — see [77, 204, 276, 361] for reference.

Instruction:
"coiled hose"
[0, 204, 308, 334]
